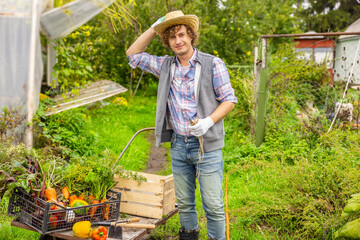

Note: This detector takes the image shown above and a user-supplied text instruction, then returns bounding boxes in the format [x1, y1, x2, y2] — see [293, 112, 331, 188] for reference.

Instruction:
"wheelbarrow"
[113, 127, 155, 167]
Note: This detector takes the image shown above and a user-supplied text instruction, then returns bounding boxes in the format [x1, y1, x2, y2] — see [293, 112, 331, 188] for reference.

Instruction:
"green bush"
[34, 107, 98, 157]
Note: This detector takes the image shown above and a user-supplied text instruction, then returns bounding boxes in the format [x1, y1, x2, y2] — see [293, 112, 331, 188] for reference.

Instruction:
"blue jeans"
[170, 133, 225, 240]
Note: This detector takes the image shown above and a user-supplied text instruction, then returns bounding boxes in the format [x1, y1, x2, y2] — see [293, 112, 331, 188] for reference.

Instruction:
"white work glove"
[189, 117, 214, 137]
[151, 16, 165, 28]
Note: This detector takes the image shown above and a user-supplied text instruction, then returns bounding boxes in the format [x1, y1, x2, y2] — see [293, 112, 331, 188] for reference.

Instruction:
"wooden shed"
[294, 31, 335, 83]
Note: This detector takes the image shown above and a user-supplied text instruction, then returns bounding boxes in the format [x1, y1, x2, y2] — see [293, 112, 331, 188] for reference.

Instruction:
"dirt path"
[144, 132, 169, 174]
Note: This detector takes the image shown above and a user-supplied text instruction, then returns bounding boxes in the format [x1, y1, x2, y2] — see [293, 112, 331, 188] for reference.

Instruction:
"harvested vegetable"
[53, 201, 66, 219]
[78, 193, 85, 200]
[69, 194, 77, 205]
[90, 199, 100, 218]
[48, 200, 58, 210]
[88, 195, 96, 202]
[48, 214, 58, 229]
[72, 221, 92, 239]
[44, 187, 57, 201]
[84, 154, 121, 206]
[62, 186, 70, 199]
[39, 158, 64, 200]
[100, 199, 109, 220]
[70, 199, 89, 215]
[48, 200, 66, 210]
[91, 226, 108, 240]
[70, 199, 88, 207]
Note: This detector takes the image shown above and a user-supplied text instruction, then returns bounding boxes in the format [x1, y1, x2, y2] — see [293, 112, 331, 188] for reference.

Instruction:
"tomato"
[49, 214, 58, 229]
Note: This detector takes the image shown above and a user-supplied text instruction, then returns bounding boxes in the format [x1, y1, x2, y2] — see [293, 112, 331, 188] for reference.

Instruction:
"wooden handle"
[190, 117, 199, 126]
[117, 223, 156, 229]
[128, 217, 140, 223]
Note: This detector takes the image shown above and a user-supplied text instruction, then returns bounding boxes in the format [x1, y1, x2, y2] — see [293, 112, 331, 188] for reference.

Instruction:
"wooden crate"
[111, 172, 176, 219]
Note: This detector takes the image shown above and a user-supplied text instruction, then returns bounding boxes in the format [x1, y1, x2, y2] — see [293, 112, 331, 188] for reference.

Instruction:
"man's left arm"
[209, 101, 235, 124]
[189, 58, 237, 137]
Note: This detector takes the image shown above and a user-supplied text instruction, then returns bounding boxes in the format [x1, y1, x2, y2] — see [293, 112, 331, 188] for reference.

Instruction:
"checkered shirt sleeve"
[127, 52, 167, 78]
[212, 57, 238, 103]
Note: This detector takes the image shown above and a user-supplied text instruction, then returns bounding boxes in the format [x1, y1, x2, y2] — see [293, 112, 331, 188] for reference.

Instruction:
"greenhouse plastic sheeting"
[41, 0, 114, 39]
[0, 0, 44, 113]
[0, 0, 114, 113]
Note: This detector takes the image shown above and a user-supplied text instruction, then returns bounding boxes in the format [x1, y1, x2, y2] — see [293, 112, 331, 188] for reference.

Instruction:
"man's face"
[168, 25, 193, 57]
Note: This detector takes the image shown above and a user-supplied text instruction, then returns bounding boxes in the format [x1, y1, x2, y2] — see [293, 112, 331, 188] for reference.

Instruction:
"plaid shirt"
[127, 48, 237, 136]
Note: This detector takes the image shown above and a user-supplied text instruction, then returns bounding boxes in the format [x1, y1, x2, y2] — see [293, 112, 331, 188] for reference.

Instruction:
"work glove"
[151, 16, 165, 28]
[189, 117, 214, 137]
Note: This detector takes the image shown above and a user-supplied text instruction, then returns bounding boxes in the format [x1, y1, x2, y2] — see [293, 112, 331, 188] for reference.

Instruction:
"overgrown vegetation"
[219, 44, 360, 239]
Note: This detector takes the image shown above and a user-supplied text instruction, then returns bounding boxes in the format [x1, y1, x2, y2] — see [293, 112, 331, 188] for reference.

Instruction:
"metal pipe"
[113, 127, 155, 167]
[260, 32, 360, 38]
[26, 0, 39, 147]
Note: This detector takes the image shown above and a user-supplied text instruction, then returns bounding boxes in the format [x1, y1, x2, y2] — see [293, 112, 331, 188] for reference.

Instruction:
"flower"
[112, 97, 128, 106]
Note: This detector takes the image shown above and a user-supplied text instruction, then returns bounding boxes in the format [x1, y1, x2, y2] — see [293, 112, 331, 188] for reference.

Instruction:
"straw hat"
[153, 10, 199, 38]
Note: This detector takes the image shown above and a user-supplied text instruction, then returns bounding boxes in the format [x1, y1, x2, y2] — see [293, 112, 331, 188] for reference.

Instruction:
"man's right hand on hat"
[151, 16, 165, 28]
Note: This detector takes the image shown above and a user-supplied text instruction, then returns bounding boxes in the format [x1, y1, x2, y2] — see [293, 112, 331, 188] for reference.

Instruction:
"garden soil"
[144, 132, 169, 174]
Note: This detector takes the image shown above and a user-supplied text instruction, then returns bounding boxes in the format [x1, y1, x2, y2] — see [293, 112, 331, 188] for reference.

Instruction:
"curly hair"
[160, 24, 199, 50]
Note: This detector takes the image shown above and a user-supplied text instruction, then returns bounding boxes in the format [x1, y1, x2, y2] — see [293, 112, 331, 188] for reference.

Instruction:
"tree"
[298, 0, 360, 32]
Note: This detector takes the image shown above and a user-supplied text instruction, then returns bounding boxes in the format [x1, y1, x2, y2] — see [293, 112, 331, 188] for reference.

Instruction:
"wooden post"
[26, 0, 39, 147]
[254, 45, 258, 81]
[261, 38, 267, 68]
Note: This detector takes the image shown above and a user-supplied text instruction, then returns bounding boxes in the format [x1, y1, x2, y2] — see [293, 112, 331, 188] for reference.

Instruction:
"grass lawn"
[88, 93, 157, 171]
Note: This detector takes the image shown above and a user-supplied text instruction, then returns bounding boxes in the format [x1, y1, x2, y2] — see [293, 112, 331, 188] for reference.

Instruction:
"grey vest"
[155, 51, 225, 152]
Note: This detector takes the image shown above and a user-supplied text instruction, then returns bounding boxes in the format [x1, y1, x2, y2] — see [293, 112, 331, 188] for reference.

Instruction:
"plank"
[113, 181, 163, 194]
[117, 190, 164, 206]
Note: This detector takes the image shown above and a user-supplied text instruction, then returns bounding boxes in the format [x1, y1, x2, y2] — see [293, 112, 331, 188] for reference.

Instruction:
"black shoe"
[179, 227, 200, 240]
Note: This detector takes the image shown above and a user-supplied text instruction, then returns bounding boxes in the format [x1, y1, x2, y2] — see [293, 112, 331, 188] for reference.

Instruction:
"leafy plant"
[34, 106, 98, 157]
[53, 37, 94, 92]
[0, 107, 26, 143]
[84, 150, 122, 199]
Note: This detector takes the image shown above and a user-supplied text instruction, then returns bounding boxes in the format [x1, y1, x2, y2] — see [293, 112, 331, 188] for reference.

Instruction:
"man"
[126, 10, 237, 240]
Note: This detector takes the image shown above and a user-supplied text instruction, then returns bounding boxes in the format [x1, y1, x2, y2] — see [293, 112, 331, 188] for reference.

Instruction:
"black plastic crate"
[8, 187, 121, 234]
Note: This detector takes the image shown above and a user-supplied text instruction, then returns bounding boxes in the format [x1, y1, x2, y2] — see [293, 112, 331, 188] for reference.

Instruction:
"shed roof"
[296, 31, 325, 39]
[339, 18, 360, 39]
